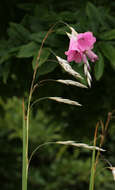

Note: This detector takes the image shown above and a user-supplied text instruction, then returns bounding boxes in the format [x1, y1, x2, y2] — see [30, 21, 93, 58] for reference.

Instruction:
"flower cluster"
[65, 27, 98, 86]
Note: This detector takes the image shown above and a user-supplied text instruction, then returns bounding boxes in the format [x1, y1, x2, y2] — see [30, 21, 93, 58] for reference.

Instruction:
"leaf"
[39, 48, 51, 67]
[99, 29, 115, 40]
[36, 61, 58, 77]
[94, 52, 104, 80]
[55, 26, 69, 35]
[30, 32, 47, 43]
[72, 63, 87, 85]
[16, 42, 39, 58]
[0, 53, 13, 64]
[0, 46, 21, 64]
[86, 3, 101, 23]
[17, 3, 35, 11]
[99, 42, 115, 69]
[7, 22, 31, 42]
[30, 32, 60, 48]
[32, 48, 51, 69]
[86, 2, 105, 32]
[2, 62, 10, 84]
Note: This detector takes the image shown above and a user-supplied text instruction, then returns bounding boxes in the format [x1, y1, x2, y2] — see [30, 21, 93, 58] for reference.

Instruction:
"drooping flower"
[65, 37, 83, 63]
[65, 27, 98, 86]
[65, 30, 98, 63]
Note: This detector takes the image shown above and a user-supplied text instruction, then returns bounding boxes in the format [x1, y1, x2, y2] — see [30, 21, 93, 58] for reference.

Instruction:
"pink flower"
[65, 30, 98, 64]
[65, 49, 83, 63]
[65, 37, 83, 63]
[65, 27, 98, 87]
[77, 32, 96, 51]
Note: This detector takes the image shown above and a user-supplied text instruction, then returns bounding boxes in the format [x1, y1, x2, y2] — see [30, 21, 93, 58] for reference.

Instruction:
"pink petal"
[68, 37, 79, 51]
[86, 50, 98, 62]
[65, 50, 83, 63]
[65, 50, 76, 62]
[82, 54, 88, 64]
[77, 32, 96, 51]
[74, 51, 83, 63]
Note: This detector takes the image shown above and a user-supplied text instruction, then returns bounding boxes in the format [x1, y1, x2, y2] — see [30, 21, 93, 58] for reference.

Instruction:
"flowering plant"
[22, 24, 101, 190]
[65, 27, 98, 86]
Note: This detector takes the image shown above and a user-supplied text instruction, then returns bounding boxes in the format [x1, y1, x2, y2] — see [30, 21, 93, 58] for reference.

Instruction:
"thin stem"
[22, 100, 28, 190]
[30, 97, 51, 108]
[22, 23, 59, 190]
[22, 21, 69, 190]
[32, 79, 57, 95]
[95, 112, 112, 168]
[28, 142, 56, 168]
[89, 122, 99, 190]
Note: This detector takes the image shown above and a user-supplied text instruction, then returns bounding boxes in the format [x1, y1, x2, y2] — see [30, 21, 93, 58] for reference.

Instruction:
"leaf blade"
[94, 52, 104, 80]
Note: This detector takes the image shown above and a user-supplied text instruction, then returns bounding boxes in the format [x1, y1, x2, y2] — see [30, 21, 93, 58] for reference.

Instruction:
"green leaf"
[39, 48, 51, 67]
[2, 62, 10, 84]
[17, 3, 35, 11]
[72, 63, 87, 85]
[30, 32, 60, 48]
[86, 2, 103, 24]
[32, 48, 51, 69]
[94, 53, 104, 80]
[7, 22, 31, 42]
[0, 46, 21, 64]
[16, 42, 39, 58]
[36, 61, 58, 77]
[55, 26, 69, 35]
[86, 2, 105, 32]
[99, 29, 115, 40]
[99, 42, 115, 69]
[30, 32, 47, 43]
[0, 53, 13, 64]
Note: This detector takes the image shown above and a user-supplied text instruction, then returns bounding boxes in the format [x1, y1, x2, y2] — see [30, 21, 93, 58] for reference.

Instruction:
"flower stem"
[89, 123, 99, 190]
[22, 100, 28, 190]
[22, 23, 58, 190]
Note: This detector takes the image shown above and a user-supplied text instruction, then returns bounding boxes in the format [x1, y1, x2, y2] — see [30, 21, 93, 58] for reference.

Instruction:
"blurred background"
[0, 0, 115, 189]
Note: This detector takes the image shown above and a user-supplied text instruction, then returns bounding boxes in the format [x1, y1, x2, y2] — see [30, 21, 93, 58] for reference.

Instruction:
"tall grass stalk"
[22, 23, 100, 190]
[22, 24, 56, 190]
[89, 123, 99, 190]
[22, 100, 28, 190]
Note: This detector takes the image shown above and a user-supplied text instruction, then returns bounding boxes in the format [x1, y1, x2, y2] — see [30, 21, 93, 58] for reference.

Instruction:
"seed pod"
[56, 56, 83, 79]
[49, 97, 82, 106]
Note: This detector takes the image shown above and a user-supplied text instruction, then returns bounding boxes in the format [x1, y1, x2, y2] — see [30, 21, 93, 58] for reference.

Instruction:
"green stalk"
[21, 24, 58, 190]
[22, 101, 28, 190]
[89, 148, 96, 190]
[89, 124, 98, 190]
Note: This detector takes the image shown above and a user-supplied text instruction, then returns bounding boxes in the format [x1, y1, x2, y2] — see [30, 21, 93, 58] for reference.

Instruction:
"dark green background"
[0, 0, 115, 189]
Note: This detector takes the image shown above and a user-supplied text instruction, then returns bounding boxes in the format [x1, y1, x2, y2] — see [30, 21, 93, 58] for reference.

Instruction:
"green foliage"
[99, 29, 115, 40]
[0, 0, 115, 190]
[99, 42, 115, 69]
[32, 48, 51, 69]
[7, 22, 31, 43]
[17, 42, 39, 58]
[94, 52, 104, 80]
[0, 1, 115, 84]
